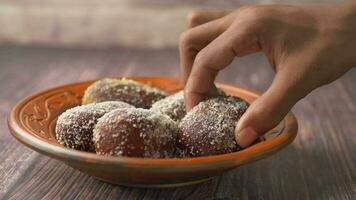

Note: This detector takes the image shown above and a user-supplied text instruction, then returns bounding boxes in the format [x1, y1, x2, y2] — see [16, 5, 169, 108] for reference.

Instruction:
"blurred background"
[0, 0, 346, 49]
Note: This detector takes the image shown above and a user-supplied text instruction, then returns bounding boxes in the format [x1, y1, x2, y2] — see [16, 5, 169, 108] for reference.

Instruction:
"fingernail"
[235, 127, 259, 148]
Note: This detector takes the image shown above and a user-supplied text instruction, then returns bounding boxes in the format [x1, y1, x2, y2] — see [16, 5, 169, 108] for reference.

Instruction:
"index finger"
[185, 24, 262, 110]
[184, 31, 236, 110]
[179, 18, 229, 84]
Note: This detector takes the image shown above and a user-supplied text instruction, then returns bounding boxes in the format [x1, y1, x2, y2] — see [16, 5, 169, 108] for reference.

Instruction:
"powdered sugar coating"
[82, 78, 167, 108]
[151, 89, 226, 122]
[178, 96, 249, 157]
[55, 101, 133, 152]
[174, 146, 190, 158]
[151, 91, 186, 122]
[93, 108, 178, 158]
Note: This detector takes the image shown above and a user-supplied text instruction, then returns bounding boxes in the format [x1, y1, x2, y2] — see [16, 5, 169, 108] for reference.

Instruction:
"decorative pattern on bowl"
[8, 76, 297, 188]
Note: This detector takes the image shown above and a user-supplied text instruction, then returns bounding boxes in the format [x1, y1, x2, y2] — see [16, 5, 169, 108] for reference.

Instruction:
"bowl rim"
[8, 76, 298, 167]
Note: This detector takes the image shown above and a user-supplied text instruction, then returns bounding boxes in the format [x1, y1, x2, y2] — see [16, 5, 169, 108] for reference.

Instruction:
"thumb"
[235, 69, 306, 148]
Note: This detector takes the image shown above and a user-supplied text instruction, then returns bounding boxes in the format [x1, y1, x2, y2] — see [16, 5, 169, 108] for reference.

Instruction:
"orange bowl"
[8, 76, 298, 188]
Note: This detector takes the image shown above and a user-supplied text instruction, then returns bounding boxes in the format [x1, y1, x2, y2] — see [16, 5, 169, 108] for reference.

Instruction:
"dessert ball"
[174, 146, 190, 158]
[82, 78, 167, 108]
[151, 89, 226, 122]
[55, 101, 133, 152]
[93, 108, 178, 158]
[151, 91, 186, 122]
[178, 96, 249, 157]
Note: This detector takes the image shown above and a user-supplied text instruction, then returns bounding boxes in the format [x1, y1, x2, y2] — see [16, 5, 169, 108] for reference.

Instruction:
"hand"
[179, 3, 356, 148]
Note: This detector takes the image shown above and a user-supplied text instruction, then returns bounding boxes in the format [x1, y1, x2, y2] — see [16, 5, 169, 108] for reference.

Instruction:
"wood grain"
[0, 45, 355, 200]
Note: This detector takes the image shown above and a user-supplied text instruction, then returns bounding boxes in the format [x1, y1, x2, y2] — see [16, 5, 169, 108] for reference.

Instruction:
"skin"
[179, 2, 356, 148]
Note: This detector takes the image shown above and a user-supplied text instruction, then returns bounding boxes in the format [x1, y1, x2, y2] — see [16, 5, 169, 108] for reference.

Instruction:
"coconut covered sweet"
[151, 91, 186, 122]
[151, 89, 226, 122]
[82, 78, 167, 108]
[178, 96, 249, 157]
[55, 101, 133, 152]
[93, 108, 178, 158]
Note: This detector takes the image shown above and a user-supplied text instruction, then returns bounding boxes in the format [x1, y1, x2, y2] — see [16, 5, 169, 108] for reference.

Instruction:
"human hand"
[179, 3, 356, 148]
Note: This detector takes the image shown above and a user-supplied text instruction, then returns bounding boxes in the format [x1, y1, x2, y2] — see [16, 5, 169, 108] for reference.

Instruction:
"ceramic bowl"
[8, 76, 298, 188]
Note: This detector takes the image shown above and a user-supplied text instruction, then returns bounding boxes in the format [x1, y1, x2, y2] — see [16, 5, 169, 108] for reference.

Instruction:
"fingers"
[235, 64, 308, 148]
[179, 17, 231, 83]
[184, 26, 262, 110]
[180, 10, 235, 84]
[184, 31, 236, 109]
[187, 10, 231, 28]
[181, 7, 267, 109]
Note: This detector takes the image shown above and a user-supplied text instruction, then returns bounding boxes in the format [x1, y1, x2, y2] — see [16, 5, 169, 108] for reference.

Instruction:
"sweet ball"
[93, 108, 178, 158]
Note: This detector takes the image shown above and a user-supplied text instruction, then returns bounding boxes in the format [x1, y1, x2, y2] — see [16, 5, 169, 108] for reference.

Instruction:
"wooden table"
[0, 45, 355, 200]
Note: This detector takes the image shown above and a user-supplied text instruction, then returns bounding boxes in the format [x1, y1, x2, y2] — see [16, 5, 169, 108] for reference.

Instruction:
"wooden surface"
[0, 45, 355, 200]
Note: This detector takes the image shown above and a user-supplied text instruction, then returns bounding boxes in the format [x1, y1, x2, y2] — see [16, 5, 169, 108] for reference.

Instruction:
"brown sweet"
[151, 89, 226, 122]
[151, 91, 186, 122]
[55, 101, 133, 152]
[82, 78, 167, 108]
[178, 96, 249, 157]
[9, 76, 299, 187]
[93, 108, 178, 158]
[174, 146, 190, 158]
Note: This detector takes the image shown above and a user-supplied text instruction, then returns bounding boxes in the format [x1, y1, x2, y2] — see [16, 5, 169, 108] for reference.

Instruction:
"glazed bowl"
[8, 76, 298, 188]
